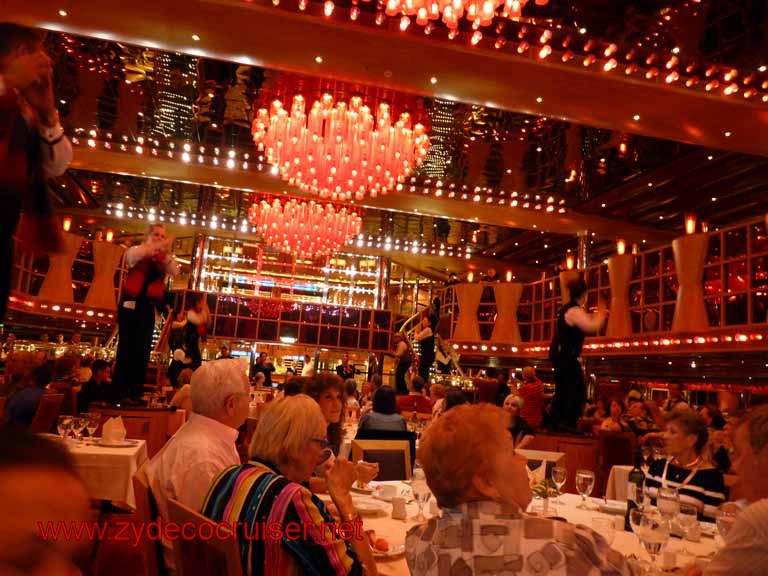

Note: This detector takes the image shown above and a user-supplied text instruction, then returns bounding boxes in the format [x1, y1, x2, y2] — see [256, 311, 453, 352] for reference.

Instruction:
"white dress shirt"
[146, 413, 240, 572]
[125, 242, 180, 275]
[564, 306, 606, 334]
[0, 75, 72, 178]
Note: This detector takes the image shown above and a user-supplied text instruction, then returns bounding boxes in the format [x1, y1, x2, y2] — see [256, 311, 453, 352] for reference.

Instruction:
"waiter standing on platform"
[548, 278, 606, 431]
[113, 223, 178, 402]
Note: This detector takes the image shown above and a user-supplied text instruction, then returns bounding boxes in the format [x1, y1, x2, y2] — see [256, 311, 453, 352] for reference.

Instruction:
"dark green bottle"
[624, 448, 646, 531]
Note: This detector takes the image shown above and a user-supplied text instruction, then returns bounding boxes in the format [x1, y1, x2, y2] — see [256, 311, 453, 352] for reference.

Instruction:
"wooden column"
[672, 233, 708, 332]
[607, 254, 632, 338]
[37, 233, 83, 303]
[85, 241, 125, 310]
[453, 283, 483, 341]
[491, 283, 523, 344]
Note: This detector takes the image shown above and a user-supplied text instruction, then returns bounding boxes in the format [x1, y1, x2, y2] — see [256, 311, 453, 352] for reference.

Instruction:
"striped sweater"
[202, 459, 363, 576]
[643, 458, 726, 520]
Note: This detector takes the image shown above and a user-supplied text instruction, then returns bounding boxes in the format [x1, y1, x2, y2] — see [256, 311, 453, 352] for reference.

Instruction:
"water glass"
[411, 469, 430, 522]
[86, 412, 101, 439]
[575, 469, 595, 509]
[57, 415, 73, 439]
[716, 510, 738, 539]
[591, 517, 616, 546]
[551, 466, 567, 504]
[638, 510, 670, 568]
[657, 486, 679, 520]
[677, 503, 698, 557]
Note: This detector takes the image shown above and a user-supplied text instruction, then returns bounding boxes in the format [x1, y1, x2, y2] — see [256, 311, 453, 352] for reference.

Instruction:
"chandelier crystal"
[384, 0, 548, 29]
[252, 93, 429, 201]
[248, 198, 363, 257]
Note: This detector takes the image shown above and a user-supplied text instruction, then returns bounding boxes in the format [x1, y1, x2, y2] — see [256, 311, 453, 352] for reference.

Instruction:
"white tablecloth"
[68, 439, 148, 508]
[357, 484, 720, 575]
[606, 464, 634, 501]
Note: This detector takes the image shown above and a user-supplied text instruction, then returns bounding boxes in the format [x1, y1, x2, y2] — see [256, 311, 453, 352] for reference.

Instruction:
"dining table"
[348, 482, 721, 575]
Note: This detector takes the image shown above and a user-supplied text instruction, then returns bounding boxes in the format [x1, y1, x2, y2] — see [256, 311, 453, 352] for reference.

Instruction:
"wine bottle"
[625, 448, 646, 531]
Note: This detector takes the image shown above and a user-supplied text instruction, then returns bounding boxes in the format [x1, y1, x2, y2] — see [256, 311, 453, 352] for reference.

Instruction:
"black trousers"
[395, 360, 411, 395]
[551, 356, 585, 429]
[0, 199, 21, 324]
[112, 300, 156, 400]
[418, 352, 434, 383]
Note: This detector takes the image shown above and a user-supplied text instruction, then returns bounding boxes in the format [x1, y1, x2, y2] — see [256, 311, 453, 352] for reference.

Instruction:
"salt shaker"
[391, 496, 407, 520]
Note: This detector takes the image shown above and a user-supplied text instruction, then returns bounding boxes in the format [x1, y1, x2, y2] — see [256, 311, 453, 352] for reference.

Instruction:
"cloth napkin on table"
[101, 416, 126, 443]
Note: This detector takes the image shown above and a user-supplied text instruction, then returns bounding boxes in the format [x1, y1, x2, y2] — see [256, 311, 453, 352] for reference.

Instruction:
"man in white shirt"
[301, 353, 315, 376]
[112, 223, 179, 401]
[548, 278, 606, 430]
[684, 406, 768, 576]
[147, 359, 250, 573]
[0, 24, 72, 323]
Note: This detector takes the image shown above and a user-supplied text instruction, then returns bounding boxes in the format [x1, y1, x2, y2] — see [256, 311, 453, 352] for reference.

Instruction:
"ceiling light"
[314, 55, 323, 63]
[711, 197, 717, 202]
[579, 27, 587, 34]
[601, 203, 606, 208]
[724, 131, 732, 137]
[191, 34, 200, 41]
[58, 9, 68, 16]
[430, 76, 437, 84]
[647, 182, 653, 187]
[707, 155, 713, 160]
[536, 97, 543, 103]
[759, 66, 767, 72]
[633, 114, 641, 121]
[672, 47, 680, 54]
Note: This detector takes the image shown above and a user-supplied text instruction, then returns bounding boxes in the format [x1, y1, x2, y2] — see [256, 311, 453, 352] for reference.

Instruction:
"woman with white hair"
[503, 394, 535, 449]
[406, 404, 634, 575]
[202, 394, 378, 576]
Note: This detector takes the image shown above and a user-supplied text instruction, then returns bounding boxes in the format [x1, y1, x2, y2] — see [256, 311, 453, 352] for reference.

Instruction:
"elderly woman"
[644, 410, 726, 520]
[202, 395, 377, 576]
[502, 394, 535, 449]
[358, 386, 407, 432]
[406, 404, 636, 575]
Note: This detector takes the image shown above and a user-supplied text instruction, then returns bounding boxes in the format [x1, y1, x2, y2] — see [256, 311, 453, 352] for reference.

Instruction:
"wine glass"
[716, 510, 738, 539]
[551, 466, 567, 504]
[575, 469, 595, 510]
[677, 503, 699, 558]
[86, 412, 101, 440]
[640, 446, 652, 473]
[411, 469, 430, 522]
[657, 486, 679, 521]
[638, 510, 670, 570]
[71, 417, 88, 442]
[57, 415, 73, 439]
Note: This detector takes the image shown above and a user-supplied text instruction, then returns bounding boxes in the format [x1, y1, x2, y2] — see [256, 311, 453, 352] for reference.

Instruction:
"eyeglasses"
[311, 438, 330, 449]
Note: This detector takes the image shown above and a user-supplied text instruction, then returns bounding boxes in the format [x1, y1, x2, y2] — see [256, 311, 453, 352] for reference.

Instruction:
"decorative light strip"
[262, 0, 768, 105]
[351, 234, 473, 259]
[74, 129, 567, 214]
[7, 295, 115, 322]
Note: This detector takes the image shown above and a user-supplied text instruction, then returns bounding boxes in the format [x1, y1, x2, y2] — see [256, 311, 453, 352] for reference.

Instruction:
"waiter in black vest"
[113, 223, 178, 402]
[548, 279, 606, 431]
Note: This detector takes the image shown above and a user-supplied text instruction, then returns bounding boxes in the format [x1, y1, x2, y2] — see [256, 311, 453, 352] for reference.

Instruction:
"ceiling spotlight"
[58, 9, 68, 16]
[724, 131, 732, 137]
[314, 55, 323, 63]
[191, 34, 201, 41]
[536, 96, 543, 103]
[633, 114, 641, 121]
[707, 155, 713, 160]
[759, 65, 767, 72]
[430, 76, 437, 84]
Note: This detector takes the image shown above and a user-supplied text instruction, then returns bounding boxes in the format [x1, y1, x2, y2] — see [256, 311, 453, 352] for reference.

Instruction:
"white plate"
[700, 522, 718, 538]
[351, 482, 375, 495]
[372, 544, 405, 559]
[97, 439, 139, 448]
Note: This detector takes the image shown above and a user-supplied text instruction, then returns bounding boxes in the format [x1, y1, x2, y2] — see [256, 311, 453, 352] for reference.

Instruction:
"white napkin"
[102, 416, 127, 443]
[527, 463, 546, 487]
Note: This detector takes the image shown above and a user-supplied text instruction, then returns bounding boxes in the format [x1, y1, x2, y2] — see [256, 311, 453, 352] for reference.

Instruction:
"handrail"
[398, 308, 465, 378]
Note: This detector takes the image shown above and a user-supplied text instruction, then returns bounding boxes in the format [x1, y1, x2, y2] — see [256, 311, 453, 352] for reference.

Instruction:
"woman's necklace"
[673, 455, 701, 469]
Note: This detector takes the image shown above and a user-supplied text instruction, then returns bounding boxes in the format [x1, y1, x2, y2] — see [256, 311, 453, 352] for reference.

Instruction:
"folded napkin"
[527, 463, 546, 487]
[102, 416, 127, 443]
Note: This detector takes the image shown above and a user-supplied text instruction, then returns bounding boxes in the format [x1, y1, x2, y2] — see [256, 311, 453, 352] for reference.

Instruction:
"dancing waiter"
[548, 278, 606, 431]
[113, 223, 178, 402]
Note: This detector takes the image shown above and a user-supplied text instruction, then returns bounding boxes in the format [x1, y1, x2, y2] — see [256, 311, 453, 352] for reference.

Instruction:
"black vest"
[549, 302, 585, 362]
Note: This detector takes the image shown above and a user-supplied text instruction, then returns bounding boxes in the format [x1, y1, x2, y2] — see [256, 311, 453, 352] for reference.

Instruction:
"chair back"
[475, 378, 500, 403]
[165, 498, 243, 576]
[351, 439, 412, 480]
[596, 431, 636, 497]
[354, 428, 417, 469]
[30, 393, 65, 433]
[132, 462, 164, 576]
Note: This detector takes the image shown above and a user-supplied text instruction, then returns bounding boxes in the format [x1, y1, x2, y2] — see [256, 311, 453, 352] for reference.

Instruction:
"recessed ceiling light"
[659, 215, 664, 220]
[601, 203, 606, 208]
[707, 155, 713, 160]
[536, 97, 543, 103]
[672, 47, 680, 54]
[724, 131, 732, 137]
[314, 55, 323, 63]
[191, 34, 200, 41]
[711, 197, 717, 202]
[430, 76, 437, 84]
[759, 65, 767, 72]
[58, 9, 68, 16]
[647, 182, 653, 187]
[536, 147, 542, 152]
[579, 27, 587, 34]
[633, 114, 641, 121]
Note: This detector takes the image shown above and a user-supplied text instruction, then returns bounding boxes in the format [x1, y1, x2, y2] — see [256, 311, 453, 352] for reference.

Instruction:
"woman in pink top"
[518, 367, 544, 429]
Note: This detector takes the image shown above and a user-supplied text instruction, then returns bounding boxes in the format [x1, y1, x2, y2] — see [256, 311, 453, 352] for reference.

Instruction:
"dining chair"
[354, 428, 417, 469]
[351, 439, 412, 481]
[132, 461, 165, 576]
[166, 498, 243, 576]
[29, 393, 65, 433]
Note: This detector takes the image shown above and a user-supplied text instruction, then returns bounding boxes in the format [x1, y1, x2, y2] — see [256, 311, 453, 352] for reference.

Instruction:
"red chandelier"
[384, 0, 549, 30]
[252, 93, 429, 201]
[248, 198, 363, 257]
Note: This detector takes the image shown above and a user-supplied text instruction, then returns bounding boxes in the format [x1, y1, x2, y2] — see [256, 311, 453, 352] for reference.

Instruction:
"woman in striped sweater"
[202, 394, 377, 576]
[644, 409, 726, 520]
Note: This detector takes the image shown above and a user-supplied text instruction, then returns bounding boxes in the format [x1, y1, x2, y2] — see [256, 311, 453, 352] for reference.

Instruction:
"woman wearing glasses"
[203, 395, 378, 576]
